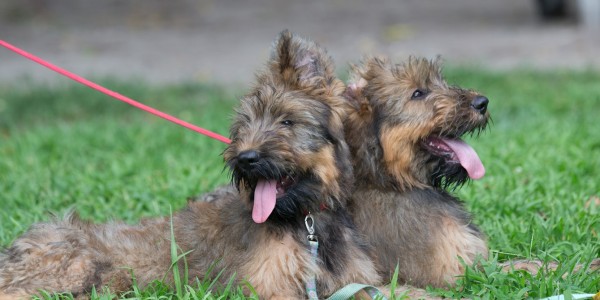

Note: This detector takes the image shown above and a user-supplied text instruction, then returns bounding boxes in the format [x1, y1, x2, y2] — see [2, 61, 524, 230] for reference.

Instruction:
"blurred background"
[1, 0, 599, 84]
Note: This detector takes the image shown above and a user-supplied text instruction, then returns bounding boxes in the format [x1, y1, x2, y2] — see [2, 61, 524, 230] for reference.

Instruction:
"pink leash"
[0, 39, 231, 144]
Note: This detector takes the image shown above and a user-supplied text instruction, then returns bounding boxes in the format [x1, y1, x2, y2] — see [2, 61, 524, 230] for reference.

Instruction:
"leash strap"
[306, 240, 319, 300]
[304, 213, 387, 300]
[326, 283, 388, 300]
[0, 39, 231, 144]
[305, 214, 319, 300]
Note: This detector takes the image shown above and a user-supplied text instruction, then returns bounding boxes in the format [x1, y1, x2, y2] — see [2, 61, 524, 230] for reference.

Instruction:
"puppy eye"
[281, 120, 294, 126]
[411, 89, 426, 100]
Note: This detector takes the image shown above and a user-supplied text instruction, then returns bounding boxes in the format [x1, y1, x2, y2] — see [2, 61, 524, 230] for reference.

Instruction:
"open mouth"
[251, 174, 295, 224]
[422, 136, 485, 180]
[275, 175, 294, 196]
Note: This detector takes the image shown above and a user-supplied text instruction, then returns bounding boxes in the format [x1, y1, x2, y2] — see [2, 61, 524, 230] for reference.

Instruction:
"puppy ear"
[347, 61, 369, 93]
[345, 56, 398, 109]
[343, 73, 370, 116]
[350, 56, 399, 91]
[409, 55, 443, 74]
[403, 56, 446, 87]
[432, 55, 444, 72]
[269, 30, 335, 88]
[358, 56, 391, 78]
[430, 55, 445, 82]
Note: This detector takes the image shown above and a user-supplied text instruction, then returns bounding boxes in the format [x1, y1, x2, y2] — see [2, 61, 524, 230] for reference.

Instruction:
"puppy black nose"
[471, 96, 489, 114]
[238, 150, 260, 168]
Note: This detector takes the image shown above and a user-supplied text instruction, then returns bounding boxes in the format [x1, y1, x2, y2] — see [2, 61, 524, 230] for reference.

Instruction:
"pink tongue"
[252, 179, 277, 223]
[442, 138, 485, 180]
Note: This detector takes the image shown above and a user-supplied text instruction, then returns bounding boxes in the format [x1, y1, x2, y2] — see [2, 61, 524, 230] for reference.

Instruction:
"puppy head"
[344, 56, 489, 190]
[224, 31, 352, 223]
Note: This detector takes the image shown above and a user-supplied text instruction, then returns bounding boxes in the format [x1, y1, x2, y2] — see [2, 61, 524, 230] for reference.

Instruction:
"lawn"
[0, 68, 599, 299]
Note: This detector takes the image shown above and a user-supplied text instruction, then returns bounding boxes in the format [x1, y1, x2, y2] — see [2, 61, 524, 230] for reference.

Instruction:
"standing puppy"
[0, 31, 380, 299]
[343, 56, 490, 288]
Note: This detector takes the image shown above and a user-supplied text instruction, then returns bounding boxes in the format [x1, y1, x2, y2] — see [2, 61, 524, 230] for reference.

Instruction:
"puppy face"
[345, 57, 489, 189]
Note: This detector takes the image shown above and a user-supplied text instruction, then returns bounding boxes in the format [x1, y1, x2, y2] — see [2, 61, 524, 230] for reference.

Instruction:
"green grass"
[1, 68, 599, 299]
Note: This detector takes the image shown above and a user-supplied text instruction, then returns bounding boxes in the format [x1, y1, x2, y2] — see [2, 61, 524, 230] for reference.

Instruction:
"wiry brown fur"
[0, 31, 380, 299]
[343, 56, 489, 288]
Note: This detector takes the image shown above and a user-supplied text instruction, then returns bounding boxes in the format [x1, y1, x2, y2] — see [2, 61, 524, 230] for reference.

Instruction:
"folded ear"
[351, 56, 395, 84]
[345, 56, 394, 108]
[343, 73, 370, 116]
[268, 30, 335, 89]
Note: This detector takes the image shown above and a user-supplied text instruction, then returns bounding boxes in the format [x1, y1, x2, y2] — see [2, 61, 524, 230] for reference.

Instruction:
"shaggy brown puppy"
[343, 56, 490, 288]
[0, 31, 380, 299]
